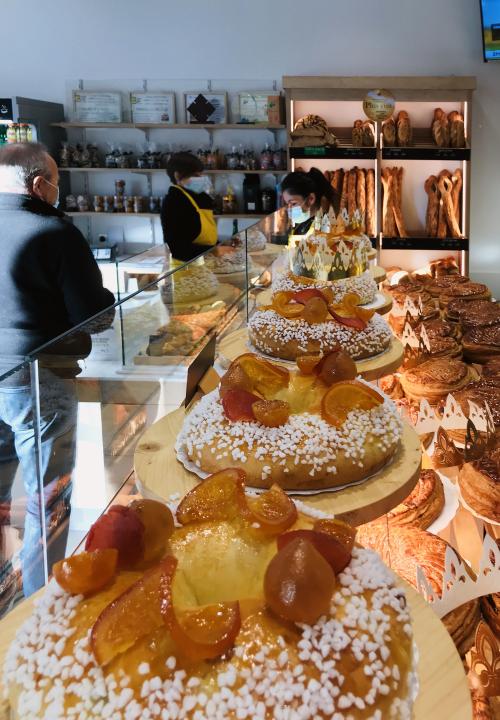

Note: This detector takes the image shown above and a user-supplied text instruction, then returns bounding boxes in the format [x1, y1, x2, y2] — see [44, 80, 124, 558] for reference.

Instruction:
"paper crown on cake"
[390, 294, 425, 318]
[416, 533, 500, 619]
[401, 319, 431, 369]
[469, 621, 500, 698]
[414, 393, 495, 467]
[313, 207, 365, 236]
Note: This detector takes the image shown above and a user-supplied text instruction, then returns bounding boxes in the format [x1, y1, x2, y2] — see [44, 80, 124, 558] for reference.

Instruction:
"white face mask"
[288, 204, 310, 225]
[183, 176, 210, 194]
[43, 177, 60, 208]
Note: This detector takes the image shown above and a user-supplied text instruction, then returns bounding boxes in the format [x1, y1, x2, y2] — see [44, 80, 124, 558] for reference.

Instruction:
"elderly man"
[0, 143, 114, 610]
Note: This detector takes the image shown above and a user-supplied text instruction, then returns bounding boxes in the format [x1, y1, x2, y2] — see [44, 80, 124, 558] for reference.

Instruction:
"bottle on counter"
[260, 143, 272, 170]
[243, 174, 261, 214]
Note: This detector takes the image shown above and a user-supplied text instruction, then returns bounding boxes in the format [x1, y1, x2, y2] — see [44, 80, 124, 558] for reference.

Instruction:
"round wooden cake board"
[162, 283, 240, 311]
[371, 264, 386, 283]
[256, 288, 393, 315]
[217, 327, 404, 382]
[0, 570, 470, 720]
[134, 406, 420, 526]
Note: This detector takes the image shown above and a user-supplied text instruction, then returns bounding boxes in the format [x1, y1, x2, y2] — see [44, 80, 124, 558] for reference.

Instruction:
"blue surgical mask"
[44, 177, 60, 209]
[288, 204, 310, 225]
[183, 176, 210, 194]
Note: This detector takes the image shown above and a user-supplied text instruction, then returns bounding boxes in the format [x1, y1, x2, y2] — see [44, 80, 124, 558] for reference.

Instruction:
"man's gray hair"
[0, 142, 52, 191]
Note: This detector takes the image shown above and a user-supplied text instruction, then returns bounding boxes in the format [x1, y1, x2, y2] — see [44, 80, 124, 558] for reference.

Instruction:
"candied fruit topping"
[292, 288, 328, 304]
[321, 380, 384, 427]
[277, 529, 352, 574]
[313, 518, 357, 553]
[264, 538, 335, 624]
[221, 388, 261, 421]
[271, 290, 304, 319]
[85, 505, 145, 569]
[128, 499, 174, 565]
[236, 353, 289, 396]
[219, 363, 253, 398]
[91, 557, 177, 667]
[166, 602, 241, 662]
[296, 354, 322, 374]
[245, 484, 298, 535]
[176, 468, 247, 525]
[316, 349, 357, 386]
[53, 549, 118, 597]
[252, 399, 290, 427]
[328, 292, 375, 331]
[301, 296, 329, 324]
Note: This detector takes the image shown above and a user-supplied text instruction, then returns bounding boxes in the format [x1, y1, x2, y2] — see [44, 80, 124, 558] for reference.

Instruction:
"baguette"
[392, 167, 408, 237]
[451, 168, 462, 224]
[382, 117, 396, 147]
[340, 169, 349, 212]
[437, 170, 451, 237]
[352, 120, 363, 147]
[330, 169, 344, 215]
[362, 121, 375, 147]
[431, 108, 449, 147]
[366, 168, 376, 237]
[347, 168, 358, 218]
[382, 167, 397, 236]
[424, 175, 439, 237]
[396, 110, 412, 147]
[448, 111, 465, 148]
[356, 168, 366, 232]
[438, 174, 462, 238]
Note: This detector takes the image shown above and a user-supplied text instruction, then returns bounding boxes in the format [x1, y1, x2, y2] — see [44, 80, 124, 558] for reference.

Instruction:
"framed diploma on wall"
[130, 92, 176, 123]
[72, 91, 122, 123]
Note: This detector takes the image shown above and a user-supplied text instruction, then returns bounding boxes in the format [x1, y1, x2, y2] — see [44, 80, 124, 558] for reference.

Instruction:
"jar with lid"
[114, 195, 124, 212]
[222, 185, 238, 214]
[226, 146, 239, 170]
[93, 195, 104, 212]
[125, 196, 134, 213]
[103, 195, 114, 213]
[133, 196, 143, 213]
[273, 148, 283, 170]
[115, 179, 126, 196]
[260, 143, 272, 170]
[76, 195, 89, 212]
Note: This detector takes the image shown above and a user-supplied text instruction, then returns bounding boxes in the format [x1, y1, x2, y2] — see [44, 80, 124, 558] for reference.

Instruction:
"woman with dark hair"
[160, 151, 217, 263]
[281, 167, 333, 237]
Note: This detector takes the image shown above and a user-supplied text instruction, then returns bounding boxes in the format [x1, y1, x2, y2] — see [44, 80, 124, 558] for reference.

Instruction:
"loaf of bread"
[382, 117, 396, 146]
[362, 120, 375, 147]
[366, 168, 376, 237]
[424, 175, 439, 237]
[448, 111, 465, 148]
[396, 110, 412, 146]
[352, 120, 363, 147]
[357, 168, 366, 232]
[431, 108, 450, 148]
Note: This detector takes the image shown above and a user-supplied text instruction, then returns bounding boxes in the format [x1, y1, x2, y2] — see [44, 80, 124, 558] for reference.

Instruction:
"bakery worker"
[161, 151, 217, 265]
[281, 168, 334, 237]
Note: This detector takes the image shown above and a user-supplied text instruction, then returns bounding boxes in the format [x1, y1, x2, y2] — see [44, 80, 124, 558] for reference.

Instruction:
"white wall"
[1, 0, 499, 281]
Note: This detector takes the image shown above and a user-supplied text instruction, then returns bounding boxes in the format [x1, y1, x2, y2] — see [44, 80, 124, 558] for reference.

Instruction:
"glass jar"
[93, 195, 104, 212]
[133, 196, 143, 213]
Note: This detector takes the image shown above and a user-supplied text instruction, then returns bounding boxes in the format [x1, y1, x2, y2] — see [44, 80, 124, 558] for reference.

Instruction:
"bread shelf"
[289, 145, 377, 160]
[382, 146, 470, 161]
[51, 122, 286, 130]
[381, 236, 469, 251]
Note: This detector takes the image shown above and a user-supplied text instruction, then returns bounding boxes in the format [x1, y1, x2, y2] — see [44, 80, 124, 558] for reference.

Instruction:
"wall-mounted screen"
[480, 0, 500, 60]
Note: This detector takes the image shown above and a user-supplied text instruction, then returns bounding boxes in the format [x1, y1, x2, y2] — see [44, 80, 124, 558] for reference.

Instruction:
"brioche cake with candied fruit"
[249, 290, 392, 362]
[177, 351, 403, 490]
[4, 471, 417, 719]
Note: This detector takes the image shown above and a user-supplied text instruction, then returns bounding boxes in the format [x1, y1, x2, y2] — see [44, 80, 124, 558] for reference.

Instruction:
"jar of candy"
[103, 195, 114, 213]
[114, 195, 124, 212]
[125, 196, 134, 213]
[133, 196, 143, 213]
[93, 195, 104, 212]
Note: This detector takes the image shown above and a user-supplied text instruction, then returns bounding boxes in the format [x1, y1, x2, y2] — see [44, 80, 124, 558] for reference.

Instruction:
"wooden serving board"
[217, 327, 403, 382]
[0, 582, 471, 720]
[371, 264, 386, 283]
[134, 405, 421, 526]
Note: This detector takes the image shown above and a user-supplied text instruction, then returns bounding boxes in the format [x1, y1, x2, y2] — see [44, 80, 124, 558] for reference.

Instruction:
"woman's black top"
[160, 185, 214, 262]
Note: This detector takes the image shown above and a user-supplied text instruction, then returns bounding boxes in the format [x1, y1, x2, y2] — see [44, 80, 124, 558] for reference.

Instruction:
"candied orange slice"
[235, 353, 289, 397]
[245, 484, 298, 535]
[292, 288, 328, 304]
[176, 469, 247, 525]
[297, 353, 322, 374]
[91, 557, 177, 666]
[329, 292, 375, 329]
[301, 296, 329, 324]
[222, 388, 261, 421]
[321, 380, 384, 426]
[264, 538, 335, 624]
[272, 290, 304, 319]
[252, 399, 290, 427]
[316, 349, 357, 386]
[313, 518, 357, 553]
[219, 362, 253, 398]
[53, 549, 118, 597]
[128, 499, 174, 565]
[167, 602, 241, 662]
[329, 310, 366, 330]
[277, 529, 351, 574]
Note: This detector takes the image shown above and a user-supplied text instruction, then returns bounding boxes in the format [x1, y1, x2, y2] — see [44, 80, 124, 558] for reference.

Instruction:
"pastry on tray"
[463, 324, 500, 363]
[399, 357, 478, 404]
[481, 357, 500, 380]
[412, 318, 462, 341]
[445, 298, 493, 323]
[422, 274, 469, 298]
[454, 380, 500, 429]
[439, 282, 491, 309]
[177, 352, 403, 490]
[248, 289, 392, 362]
[161, 263, 219, 304]
[458, 433, 500, 521]
[369, 469, 445, 529]
[356, 524, 481, 657]
[4, 474, 418, 719]
[273, 269, 378, 305]
[426, 335, 463, 360]
[205, 246, 247, 274]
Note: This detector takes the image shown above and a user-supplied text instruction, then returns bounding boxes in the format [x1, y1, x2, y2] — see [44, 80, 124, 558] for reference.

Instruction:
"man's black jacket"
[0, 193, 115, 378]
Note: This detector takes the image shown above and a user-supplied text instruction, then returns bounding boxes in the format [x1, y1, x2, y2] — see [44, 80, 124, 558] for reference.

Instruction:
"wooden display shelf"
[0, 569, 470, 720]
[51, 122, 286, 130]
[58, 167, 287, 175]
[381, 235, 469, 251]
[289, 145, 376, 160]
[133, 404, 420, 525]
[217, 327, 402, 381]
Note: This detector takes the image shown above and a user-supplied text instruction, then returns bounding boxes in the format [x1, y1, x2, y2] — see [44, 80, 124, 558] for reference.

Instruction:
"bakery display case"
[0, 210, 498, 718]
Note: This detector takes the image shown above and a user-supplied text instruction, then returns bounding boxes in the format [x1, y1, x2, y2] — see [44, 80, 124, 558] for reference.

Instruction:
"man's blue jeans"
[0, 372, 77, 597]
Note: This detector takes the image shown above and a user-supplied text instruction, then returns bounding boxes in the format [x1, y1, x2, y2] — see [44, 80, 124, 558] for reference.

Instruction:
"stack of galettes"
[382, 271, 499, 525]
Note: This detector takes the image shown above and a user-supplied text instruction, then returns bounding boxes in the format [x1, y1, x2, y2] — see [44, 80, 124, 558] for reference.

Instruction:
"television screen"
[481, 0, 500, 60]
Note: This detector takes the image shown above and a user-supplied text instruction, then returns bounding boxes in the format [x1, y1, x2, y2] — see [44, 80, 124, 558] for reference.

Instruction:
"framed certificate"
[73, 91, 122, 123]
[184, 92, 227, 124]
[239, 93, 283, 124]
[130, 92, 176, 123]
